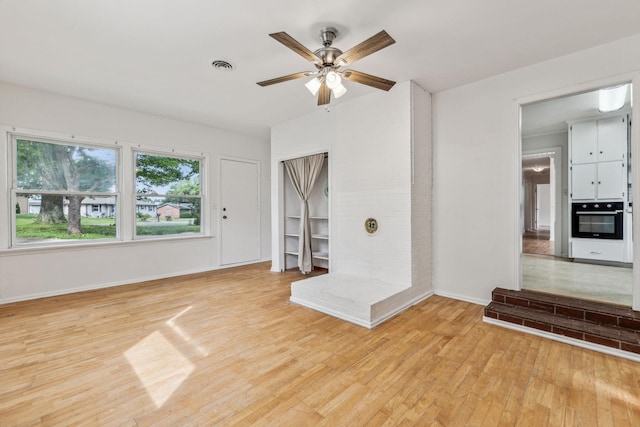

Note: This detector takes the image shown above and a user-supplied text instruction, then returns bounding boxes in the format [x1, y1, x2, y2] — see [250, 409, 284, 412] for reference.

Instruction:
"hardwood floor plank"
[1, 262, 640, 425]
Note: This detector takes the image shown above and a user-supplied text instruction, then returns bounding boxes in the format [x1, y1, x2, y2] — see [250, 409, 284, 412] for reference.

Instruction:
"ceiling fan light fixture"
[332, 83, 347, 98]
[325, 71, 342, 89]
[305, 77, 322, 96]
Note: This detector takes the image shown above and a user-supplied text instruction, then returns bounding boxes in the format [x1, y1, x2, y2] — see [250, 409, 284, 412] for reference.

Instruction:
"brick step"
[485, 301, 640, 354]
[491, 287, 640, 331]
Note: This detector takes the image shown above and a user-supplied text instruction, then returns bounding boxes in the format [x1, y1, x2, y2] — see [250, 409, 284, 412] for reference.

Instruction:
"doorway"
[220, 158, 260, 265]
[522, 154, 555, 256]
[519, 83, 634, 307]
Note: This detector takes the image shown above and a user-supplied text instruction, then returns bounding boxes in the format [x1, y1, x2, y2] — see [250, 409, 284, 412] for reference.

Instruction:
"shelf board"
[312, 234, 329, 240]
[284, 233, 300, 237]
[285, 251, 299, 256]
[312, 252, 329, 260]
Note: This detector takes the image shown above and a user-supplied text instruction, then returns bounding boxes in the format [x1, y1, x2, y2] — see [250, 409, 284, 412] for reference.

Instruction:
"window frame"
[132, 149, 205, 240]
[9, 133, 122, 248]
[4, 128, 209, 250]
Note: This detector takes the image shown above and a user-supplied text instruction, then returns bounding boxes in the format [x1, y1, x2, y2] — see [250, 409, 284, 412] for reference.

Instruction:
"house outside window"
[134, 152, 202, 237]
[11, 136, 119, 246]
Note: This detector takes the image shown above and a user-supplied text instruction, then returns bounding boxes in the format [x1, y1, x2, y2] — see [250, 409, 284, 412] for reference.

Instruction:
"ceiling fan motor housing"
[314, 47, 343, 68]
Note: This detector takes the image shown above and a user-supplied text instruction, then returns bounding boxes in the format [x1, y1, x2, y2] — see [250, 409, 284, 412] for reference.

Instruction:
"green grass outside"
[16, 214, 199, 239]
[16, 214, 116, 239]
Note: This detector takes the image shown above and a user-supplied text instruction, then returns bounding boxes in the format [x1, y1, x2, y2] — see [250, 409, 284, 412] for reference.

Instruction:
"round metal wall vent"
[211, 60, 234, 71]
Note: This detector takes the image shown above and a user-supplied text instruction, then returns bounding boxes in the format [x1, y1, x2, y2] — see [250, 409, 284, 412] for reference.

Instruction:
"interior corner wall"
[0, 82, 271, 303]
[432, 34, 640, 305]
[272, 81, 415, 286]
[410, 83, 433, 295]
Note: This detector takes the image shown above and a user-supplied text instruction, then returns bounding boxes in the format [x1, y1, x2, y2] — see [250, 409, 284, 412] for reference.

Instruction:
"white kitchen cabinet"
[571, 162, 625, 200]
[571, 239, 625, 262]
[597, 116, 627, 162]
[571, 163, 596, 199]
[570, 121, 598, 164]
[571, 116, 626, 164]
[596, 161, 625, 200]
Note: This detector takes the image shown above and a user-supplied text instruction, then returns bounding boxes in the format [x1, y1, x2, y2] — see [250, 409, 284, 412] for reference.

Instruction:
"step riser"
[491, 290, 640, 332]
[485, 306, 640, 354]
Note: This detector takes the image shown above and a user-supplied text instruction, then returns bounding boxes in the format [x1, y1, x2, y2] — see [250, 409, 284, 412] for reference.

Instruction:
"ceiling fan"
[257, 27, 396, 106]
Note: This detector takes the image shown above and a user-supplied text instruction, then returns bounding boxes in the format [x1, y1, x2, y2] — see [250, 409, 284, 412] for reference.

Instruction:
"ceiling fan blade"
[342, 70, 396, 91]
[335, 30, 395, 66]
[257, 72, 310, 87]
[269, 32, 321, 63]
[317, 82, 331, 106]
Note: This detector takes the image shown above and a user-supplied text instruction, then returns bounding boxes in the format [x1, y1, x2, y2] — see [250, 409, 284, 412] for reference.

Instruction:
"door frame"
[271, 148, 331, 273]
[514, 72, 640, 311]
[218, 156, 261, 266]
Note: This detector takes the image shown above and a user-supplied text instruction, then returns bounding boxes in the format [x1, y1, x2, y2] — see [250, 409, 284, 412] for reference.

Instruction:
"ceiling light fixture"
[305, 77, 322, 96]
[257, 27, 395, 106]
[599, 84, 628, 113]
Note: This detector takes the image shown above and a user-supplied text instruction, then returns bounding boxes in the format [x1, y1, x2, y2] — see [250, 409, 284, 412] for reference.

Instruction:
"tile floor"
[522, 254, 633, 306]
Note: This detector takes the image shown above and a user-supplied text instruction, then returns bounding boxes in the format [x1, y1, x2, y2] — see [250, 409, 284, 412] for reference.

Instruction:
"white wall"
[0, 82, 271, 303]
[273, 81, 432, 293]
[433, 34, 640, 306]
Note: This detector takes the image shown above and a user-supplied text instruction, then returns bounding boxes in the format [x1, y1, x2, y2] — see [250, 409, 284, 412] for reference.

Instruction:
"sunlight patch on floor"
[166, 306, 208, 357]
[124, 330, 194, 408]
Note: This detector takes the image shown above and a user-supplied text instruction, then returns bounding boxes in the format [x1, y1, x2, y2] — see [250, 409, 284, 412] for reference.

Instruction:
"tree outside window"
[135, 153, 202, 238]
[13, 138, 118, 245]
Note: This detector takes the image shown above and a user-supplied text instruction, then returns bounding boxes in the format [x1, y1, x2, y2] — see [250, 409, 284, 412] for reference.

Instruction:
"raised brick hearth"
[485, 288, 640, 355]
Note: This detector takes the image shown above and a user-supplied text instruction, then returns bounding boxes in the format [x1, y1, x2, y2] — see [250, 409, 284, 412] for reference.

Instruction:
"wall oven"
[571, 202, 624, 240]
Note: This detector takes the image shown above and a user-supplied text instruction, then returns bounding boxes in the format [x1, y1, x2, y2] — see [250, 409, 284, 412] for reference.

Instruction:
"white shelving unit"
[283, 155, 329, 271]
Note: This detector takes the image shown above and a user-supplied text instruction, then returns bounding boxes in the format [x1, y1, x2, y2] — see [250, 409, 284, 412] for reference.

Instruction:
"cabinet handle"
[598, 181, 601, 184]
[590, 251, 602, 255]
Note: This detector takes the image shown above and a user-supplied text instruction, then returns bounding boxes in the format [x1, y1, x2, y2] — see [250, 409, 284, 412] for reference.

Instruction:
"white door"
[536, 184, 551, 228]
[220, 159, 260, 265]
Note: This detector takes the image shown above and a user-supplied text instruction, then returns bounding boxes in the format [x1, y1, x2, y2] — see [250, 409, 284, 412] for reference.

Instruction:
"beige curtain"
[284, 153, 325, 274]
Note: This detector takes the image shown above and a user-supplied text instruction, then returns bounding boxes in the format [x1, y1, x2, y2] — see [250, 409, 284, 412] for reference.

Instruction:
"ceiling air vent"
[211, 60, 234, 71]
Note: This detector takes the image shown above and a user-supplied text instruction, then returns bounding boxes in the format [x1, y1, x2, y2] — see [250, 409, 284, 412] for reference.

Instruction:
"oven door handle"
[575, 210, 623, 214]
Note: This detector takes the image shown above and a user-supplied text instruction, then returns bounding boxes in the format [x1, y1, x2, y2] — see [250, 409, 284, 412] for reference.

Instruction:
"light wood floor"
[1, 263, 640, 426]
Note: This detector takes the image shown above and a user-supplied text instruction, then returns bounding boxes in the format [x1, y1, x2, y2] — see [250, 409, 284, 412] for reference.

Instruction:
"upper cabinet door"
[571, 121, 598, 164]
[597, 116, 626, 162]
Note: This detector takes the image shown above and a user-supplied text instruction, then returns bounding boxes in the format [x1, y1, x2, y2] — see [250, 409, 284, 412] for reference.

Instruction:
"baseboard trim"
[434, 290, 489, 306]
[484, 316, 640, 362]
[0, 259, 271, 305]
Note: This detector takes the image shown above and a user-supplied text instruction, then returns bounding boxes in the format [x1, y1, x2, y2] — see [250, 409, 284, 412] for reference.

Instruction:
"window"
[12, 137, 118, 246]
[135, 152, 202, 238]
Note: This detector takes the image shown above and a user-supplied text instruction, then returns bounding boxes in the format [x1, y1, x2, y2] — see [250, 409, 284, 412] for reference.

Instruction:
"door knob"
[223, 215, 228, 219]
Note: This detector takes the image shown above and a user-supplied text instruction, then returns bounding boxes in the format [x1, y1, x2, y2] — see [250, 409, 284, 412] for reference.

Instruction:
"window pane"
[15, 193, 117, 245]
[135, 153, 200, 195]
[136, 196, 201, 237]
[17, 139, 116, 192]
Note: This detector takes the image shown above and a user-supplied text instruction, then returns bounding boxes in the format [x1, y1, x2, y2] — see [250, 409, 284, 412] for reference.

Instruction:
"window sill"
[0, 235, 214, 257]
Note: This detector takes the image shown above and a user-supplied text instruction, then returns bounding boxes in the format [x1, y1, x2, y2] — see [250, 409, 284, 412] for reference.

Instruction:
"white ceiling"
[2, 0, 640, 139]
[522, 86, 632, 137]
